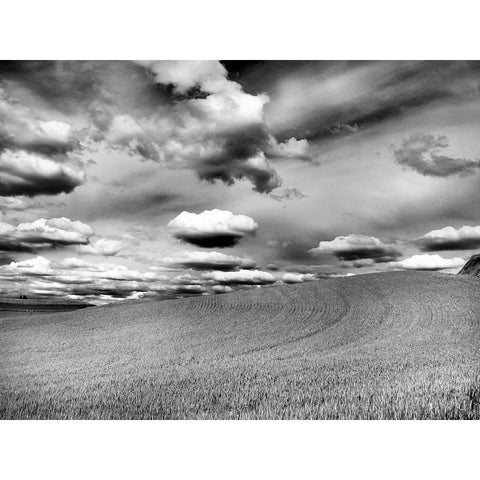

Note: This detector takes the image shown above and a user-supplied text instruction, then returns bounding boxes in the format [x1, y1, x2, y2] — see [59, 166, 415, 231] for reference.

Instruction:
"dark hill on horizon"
[459, 253, 480, 277]
[1, 270, 479, 419]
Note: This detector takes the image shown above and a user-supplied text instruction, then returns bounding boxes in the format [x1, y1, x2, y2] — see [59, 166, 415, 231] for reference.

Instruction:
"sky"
[1, 60, 479, 304]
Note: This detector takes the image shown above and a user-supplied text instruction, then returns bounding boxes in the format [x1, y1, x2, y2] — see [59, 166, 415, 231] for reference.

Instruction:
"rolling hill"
[459, 253, 480, 277]
[1, 271, 479, 419]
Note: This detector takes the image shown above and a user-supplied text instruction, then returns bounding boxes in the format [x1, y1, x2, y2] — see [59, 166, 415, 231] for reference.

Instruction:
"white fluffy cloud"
[393, 254, 465, 271]
[168, 209, 258, 248]
[2, 256, 53, 276]
[0, 217, 93, 252]
[268, 136, 312, 161]
[310, 234, 400, 262]
[34, 120, 72, 145]
[77, 238, 123, 256]
[415, 225, 480, 251]
[164, 250, 255, 271]
[212, 285, 233, 294]
[282, 272, 316, 284]
[202, 269, 276, 285]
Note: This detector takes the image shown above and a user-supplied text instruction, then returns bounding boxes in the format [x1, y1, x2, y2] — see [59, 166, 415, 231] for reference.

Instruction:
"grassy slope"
[1, 271, 479, 419]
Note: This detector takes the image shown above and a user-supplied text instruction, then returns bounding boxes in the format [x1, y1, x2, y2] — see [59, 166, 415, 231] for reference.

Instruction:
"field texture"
[1, 271, 479, 419]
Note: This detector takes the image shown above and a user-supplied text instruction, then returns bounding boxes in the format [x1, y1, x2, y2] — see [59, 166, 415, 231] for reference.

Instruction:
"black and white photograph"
[1, 1, 479, 478]
[2, 58, 479, 420]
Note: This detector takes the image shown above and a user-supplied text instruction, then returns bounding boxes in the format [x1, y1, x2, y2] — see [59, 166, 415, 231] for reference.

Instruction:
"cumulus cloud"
[268, 136, 312, 161]
[134, 61, 283, 193]
[393, 133, 480, 177]
[0, 61, 327, 196]
[310, 234, 401, 262]
[393, 254, 465, 271]
[167, 209, 258, 248]
[202, 269, 276, 285]
[282, 272, 316, 284]
[212, 284, 233, 294]
[2, 256, 53, 276]
[0, 149, 85, 197]
[414, 225, 480, 251]
[197, 151, 282, 194]
[0, 217, 93, 252]
[0, 255, 170, 303]
[164, 251, 255, 271]
[77, 238, 124, 256]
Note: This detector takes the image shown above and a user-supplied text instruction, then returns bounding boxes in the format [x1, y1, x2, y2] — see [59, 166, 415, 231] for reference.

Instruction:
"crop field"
[1, 271, 479, 419]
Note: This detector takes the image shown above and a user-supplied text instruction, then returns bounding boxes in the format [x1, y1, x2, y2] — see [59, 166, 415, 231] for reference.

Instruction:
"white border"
[1, 420, 478, 479]
[1, 1, 479, 478]
[1, 0, 479, 59]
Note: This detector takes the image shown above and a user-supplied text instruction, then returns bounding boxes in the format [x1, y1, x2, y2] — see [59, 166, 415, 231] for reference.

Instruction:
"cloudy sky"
[1, 60, 479, 303]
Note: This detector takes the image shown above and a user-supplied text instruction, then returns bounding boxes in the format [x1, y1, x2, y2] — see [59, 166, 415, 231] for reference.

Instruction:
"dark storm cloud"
[393, 133, 480, 177]
[167, 209, 258, 249]
[173, 233, 243, 248]
[310, 234, 401, 262]
[0, 253, 14, 265]
[414, 225, 480, 251]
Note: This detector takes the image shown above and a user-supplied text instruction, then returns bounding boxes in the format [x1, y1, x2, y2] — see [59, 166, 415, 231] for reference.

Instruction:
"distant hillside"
[458, 254, 480, 277]
[0, 297, 91, 316]
[1, 271, 479, 419]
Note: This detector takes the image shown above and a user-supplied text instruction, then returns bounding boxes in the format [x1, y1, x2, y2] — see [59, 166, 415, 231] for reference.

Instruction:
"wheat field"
[1, 271, 479, 419]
